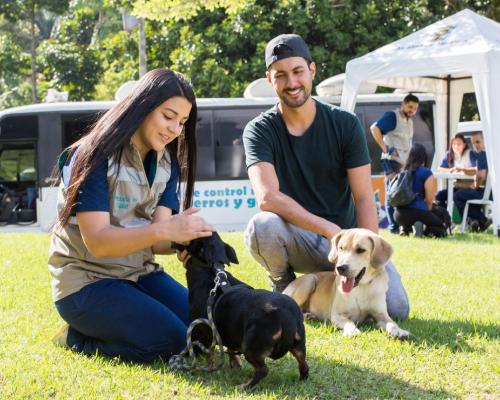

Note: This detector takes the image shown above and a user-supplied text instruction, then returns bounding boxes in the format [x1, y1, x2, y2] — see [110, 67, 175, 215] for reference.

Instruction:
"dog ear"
[327, 230, 345, 265]
[224, 243, 239, 264]
[369, 234, 393, 268]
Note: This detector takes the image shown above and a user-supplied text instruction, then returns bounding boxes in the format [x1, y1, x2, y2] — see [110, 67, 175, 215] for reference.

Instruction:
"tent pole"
[446, 74, 451, 141]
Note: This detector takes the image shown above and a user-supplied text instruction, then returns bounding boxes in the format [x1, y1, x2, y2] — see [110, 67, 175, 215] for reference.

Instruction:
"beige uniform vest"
[48, 142, 174, 301]
[453, 149, 474, 189]
[383, 109, 414, 164]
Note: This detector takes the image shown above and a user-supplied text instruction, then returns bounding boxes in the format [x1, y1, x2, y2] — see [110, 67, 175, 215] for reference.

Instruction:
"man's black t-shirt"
[243, 99, 371, 229]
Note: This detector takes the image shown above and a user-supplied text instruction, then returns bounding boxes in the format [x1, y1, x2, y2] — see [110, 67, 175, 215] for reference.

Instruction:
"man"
[453, 131, 492, 232]
[370, 94, 420, 234]
[242, 33, 409, 320]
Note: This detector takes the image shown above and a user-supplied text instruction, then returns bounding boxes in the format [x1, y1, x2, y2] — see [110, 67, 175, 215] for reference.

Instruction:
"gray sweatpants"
[244, 211, 410, 320]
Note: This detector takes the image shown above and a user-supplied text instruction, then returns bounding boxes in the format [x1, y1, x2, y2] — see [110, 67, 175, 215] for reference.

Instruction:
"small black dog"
[431, 203, 452, 236]
[174, 233, 309, 389]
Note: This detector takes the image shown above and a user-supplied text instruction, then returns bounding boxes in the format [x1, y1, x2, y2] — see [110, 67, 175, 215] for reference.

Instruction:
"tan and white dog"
[283, 228, 410, 340]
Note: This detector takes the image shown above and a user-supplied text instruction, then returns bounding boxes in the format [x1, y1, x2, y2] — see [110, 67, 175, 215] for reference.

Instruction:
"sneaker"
[51, 322, 70, 348]
[388, 223, 400, 235]
[399, 226, 410, 236]
[270, 271, 296, 293]
[413, 221, 423, 237]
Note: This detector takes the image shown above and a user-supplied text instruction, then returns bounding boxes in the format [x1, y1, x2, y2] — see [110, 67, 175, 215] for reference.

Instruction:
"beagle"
[284, 228, 410, 339]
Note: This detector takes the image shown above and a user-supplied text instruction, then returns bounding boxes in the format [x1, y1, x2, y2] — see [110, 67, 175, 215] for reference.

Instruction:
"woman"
[49, 69, 214, 362]
[435, 133, 475, 208]
[393, 143, 447, 237]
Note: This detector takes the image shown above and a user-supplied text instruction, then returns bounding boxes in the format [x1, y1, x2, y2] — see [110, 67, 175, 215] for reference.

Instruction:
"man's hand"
[324, 222, 342, 242]
[390, 149, 400, 160]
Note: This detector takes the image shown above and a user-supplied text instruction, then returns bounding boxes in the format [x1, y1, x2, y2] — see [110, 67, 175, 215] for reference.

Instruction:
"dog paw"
[229, 354, 242, 369]
[390, 327, 412, 340]
[237, 380, 257, 391]
[237, 383, 251, 391]
[342, 326, 361, 336]
[303, 312, 320, 321]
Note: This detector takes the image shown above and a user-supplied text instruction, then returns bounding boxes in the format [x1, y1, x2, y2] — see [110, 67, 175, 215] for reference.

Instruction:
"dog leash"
[168, 269, 227, 372]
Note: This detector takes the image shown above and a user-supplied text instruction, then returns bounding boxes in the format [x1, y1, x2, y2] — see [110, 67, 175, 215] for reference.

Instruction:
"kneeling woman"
[49, 69, 213, 362]
[393, 143, 446, 237]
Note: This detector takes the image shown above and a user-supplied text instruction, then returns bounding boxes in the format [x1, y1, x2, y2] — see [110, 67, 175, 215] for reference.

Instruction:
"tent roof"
[356, 8, 500, 61]
[344, 9, 500, 81]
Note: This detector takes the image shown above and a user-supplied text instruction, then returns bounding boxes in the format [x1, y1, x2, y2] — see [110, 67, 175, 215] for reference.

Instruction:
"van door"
[0, 114, 39, 224]
[0, 145, 37, 223]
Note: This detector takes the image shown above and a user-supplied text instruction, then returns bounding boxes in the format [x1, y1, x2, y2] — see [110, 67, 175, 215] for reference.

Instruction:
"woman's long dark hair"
[447, 133, 468, 167]
[57, 68, 197, 226]
[404, 143, 428, 171]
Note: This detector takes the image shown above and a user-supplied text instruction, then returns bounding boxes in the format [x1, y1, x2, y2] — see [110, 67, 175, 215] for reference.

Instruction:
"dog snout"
[336, 264, 349, 275]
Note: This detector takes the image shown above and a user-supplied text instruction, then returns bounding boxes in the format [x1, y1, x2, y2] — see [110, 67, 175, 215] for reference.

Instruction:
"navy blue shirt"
[75, 151, 180, 213]
[408, 166, 432, 210]
[374, 111, 397, 135]
[470, 150, 488, 170]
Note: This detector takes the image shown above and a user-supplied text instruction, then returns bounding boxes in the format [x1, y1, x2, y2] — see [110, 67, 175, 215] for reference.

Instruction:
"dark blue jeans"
[55, 271, 189, 362]
[453, 187, 491, 223]
[385, 176, 399, 233]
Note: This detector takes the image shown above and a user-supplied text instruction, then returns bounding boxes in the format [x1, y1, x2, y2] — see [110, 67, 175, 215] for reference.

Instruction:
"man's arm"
[370, 124, 388, 153]
[347, 163, 379, 233]
[248, 161, 341, 240]
[471, 151, 487, 187]
[475, 168, 487, 188]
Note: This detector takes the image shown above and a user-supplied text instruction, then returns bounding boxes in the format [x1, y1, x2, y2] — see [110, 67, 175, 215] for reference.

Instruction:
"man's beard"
[279, 86, 311, 108]
[402, 110, 414, 118]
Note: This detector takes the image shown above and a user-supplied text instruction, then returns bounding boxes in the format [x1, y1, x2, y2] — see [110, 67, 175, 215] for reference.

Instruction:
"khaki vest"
[48, 142, 174, 301]
[383, 109, 414, 164]
[453, 149, 475, 189]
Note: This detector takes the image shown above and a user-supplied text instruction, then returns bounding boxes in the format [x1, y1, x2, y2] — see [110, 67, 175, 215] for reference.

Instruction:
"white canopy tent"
[340, 9, 500, 235]
[316, 73, 377, 95]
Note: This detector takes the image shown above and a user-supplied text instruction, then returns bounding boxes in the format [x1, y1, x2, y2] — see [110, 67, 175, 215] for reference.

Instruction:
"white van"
[457, 120, 483, 137]
[0, 93, 436, 231]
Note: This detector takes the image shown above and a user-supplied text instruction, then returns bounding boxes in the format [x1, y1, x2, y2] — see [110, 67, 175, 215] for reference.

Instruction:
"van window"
[196, 110, 215, 179]
[0, 115, 38, 140]
[213, 107, 266, 179]
[62, 113, 101, 148]
[0, 146, 36, 183]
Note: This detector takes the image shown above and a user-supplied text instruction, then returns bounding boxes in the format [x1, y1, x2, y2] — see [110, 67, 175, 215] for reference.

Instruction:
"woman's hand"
[153, 208, 214, 243]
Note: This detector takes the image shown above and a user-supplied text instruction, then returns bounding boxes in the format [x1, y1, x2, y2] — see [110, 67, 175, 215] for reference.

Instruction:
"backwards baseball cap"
[265, 34, 312, 69]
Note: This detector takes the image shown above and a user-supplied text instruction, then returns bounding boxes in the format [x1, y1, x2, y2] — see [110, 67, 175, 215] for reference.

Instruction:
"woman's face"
[132, 96, 192, 159]
[451, 138, 466, 155]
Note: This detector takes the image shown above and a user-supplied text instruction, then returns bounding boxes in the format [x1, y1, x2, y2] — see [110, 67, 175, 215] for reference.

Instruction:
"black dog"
[174, 233, 309, 389]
